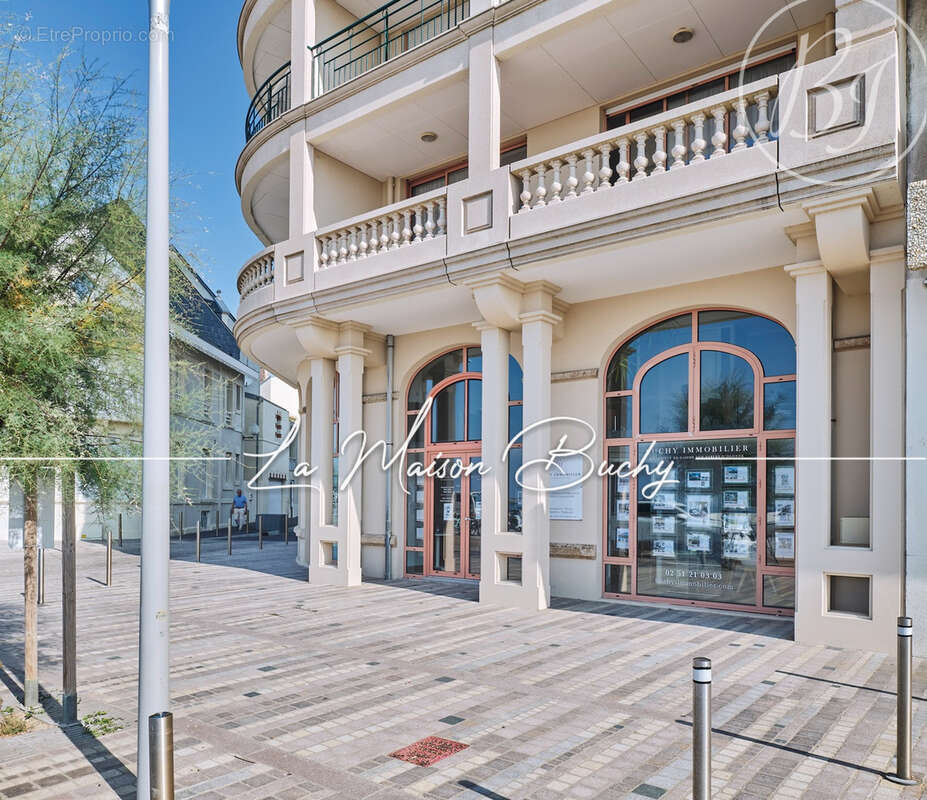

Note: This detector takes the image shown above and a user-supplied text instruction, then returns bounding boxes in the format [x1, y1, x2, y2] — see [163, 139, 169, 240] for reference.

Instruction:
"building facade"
[234, 0, 916, 652]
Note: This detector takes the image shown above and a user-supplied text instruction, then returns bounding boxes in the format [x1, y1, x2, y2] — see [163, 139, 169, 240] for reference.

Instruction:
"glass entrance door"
[428, 453, 481, 578]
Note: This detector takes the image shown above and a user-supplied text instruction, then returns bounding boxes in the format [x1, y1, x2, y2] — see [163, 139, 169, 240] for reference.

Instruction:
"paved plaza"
[0, 537, 925, 799]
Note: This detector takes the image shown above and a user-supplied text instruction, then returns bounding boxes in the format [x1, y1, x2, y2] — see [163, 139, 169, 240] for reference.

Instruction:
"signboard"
[549, 454, 583, 520]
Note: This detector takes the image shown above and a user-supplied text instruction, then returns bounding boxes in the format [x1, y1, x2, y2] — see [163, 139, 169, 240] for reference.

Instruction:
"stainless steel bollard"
[195, 521, 201, 563]
[258, 516, 263, 550]
[178, 510, 183, 543]
[37, 546, 45, 606]
[105, 531, 113, 586]
[227, 517, 232, 556]
[886, 617, 918, 785]
[284, 521, 288, 545]
[118, 512, 123, 547]
[148, 711, 175, 799]
[692, 657, 712, 800]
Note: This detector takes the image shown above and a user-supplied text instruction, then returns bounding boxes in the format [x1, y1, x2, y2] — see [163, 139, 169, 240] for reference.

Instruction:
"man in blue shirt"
[232, 489, 248, 530]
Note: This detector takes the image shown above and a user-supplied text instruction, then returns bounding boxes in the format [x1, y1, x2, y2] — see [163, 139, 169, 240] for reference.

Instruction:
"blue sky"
[13, 0, 261, 307]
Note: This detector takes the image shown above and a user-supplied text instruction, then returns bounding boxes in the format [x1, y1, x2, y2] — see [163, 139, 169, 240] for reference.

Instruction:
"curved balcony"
[245, 61, 291, 142]
[238, 246, 275, 300]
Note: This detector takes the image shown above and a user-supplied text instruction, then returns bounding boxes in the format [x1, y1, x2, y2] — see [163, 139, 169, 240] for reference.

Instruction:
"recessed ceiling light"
[673, 27, 694, 44]
[420, 131, 438, 143]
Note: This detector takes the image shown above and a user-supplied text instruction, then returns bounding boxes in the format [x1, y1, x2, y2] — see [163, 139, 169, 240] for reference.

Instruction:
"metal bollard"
[37, 546, 45, 606]
[886, 617, 918, 784]
[118, 512, 123, 547]
[148, 711, 175, 800]
[195, 521, 201, 563]
[105, 531, 113, 587]
[258, 515, 263, 550]
[692, 657, 712, 800]
[284, 521, 288, 545]
[178, 510, 183, 543]
[227, 517, 232, 556]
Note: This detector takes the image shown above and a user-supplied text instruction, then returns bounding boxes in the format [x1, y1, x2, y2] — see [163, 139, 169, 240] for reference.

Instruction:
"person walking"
[232, 489, 248, 531]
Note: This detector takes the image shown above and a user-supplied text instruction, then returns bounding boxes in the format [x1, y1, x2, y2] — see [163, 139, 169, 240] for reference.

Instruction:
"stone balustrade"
[315, 187, 447, 268]
[237, 246, 275, 299]
[509, 76, 778, 213]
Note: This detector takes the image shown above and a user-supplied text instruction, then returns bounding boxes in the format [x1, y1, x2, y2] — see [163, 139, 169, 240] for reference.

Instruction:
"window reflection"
[640, 354, 689, 434]
[606, 315, 691, 391]
[700, 351, 754, 431]
[432, 382, 465, 442]
[698, 310, 795, 377]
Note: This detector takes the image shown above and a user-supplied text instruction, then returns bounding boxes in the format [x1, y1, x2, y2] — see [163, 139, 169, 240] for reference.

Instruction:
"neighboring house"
[235, 0, 914, 653]
[2, 230, 259, 546]
[241, 382, 297, 527]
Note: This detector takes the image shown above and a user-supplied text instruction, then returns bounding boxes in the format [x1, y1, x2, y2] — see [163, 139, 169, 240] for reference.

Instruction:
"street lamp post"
[137, 2, 172, 797]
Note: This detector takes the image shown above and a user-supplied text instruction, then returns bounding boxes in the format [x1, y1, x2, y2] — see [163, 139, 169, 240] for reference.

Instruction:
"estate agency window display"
[603, 310, 796, 613]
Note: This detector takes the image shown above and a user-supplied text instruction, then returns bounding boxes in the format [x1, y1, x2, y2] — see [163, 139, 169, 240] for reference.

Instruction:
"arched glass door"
[405, 347, 522, 579]
[603, 310, 796, 614]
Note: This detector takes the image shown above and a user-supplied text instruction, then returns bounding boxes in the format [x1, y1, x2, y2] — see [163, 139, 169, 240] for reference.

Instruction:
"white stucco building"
[233, 0, 919, 653]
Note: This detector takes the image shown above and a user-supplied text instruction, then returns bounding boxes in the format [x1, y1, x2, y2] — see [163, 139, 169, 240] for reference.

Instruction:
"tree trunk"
[61, 471, 77, 723]
[23, 481, 38, 707]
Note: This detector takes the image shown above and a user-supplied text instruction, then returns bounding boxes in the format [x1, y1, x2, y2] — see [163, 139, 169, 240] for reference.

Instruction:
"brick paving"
[0, 537, 924, 799]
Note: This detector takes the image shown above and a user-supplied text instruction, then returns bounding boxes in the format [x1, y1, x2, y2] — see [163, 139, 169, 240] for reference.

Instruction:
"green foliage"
[0, 26, 233, 516]
[80, 709, 123, 738]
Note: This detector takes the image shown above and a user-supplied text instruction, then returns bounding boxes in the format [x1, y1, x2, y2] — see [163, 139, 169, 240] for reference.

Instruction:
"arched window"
[603, 310, 796, 614]
[405, 347, 523, 578]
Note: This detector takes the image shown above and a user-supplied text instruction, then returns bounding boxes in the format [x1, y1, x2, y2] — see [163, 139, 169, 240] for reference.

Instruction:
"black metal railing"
[245, 61, 291, 141]
[310, 0, 469, 96]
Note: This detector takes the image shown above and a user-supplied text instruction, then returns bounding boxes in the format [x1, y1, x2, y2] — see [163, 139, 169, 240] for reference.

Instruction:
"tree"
[0, 35, 221, 710]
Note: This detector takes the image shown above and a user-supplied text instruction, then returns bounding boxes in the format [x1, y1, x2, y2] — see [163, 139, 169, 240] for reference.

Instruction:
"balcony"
[245, 62, 291, 141]
[310, 0, 470, 96]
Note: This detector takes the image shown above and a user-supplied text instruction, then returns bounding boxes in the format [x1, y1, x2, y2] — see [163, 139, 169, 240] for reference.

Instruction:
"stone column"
[295, 360, 311, 566]
[476, 323, 509, 601]
[290, 0, 316, 107]
[333, 325, 369, 587]
[520, 307, 557, 611]
[869, 246, 905, 622]
[307, 357, 335, 578]
[467, 27, 501, 177]
[787, 261, 832, 644]
[289, 129, 316, 241]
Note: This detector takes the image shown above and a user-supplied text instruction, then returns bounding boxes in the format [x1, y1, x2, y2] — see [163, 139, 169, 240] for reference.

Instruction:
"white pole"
[137, 2, 171, 797]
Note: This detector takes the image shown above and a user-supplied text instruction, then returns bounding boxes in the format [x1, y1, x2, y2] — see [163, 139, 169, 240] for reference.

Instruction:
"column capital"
[784, 259, 827, 279]
[334, 344, 371, 360]
[518, 310, 563, 327]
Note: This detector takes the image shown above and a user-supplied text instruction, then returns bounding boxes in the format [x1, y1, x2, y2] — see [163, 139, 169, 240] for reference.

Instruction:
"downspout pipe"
[384, 334, 394, 579]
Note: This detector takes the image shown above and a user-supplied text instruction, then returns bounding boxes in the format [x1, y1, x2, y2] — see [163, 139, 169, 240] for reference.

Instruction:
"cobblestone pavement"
[0, 537, 925, 799]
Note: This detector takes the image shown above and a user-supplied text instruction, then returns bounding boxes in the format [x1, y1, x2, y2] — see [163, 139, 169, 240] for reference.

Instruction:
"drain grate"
[390, 736, 468, 767]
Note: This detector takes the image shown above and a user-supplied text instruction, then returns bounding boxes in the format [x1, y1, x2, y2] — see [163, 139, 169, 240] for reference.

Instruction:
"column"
[334, 329, 368, 587]
[788, 262, 832, 644]
[467, 27, 501, 176]
[477, 323, 509, 602]
[869, 248, 905, 620]
[295, 361, 311, 566]
[290, 0, 316, 108]
[520, 311, 556, 610]
[289, 130, 316, 241]
[308, 357, 334, 579]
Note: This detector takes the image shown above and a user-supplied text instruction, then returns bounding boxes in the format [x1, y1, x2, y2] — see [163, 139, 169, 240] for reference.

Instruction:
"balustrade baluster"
[413, 206, 425, 242]
[425, 204, 436, 239]
[632, 133, 649, 181]
[534, 164, 548, 207]
[597, 144, 613, 189]
[616, 138, 630, 183]
[437, 197, 446, 236]
[565, 155, 579, 198]
[368, 221, 379, 255]
[670, 121, 686, 170]
[652, 127, 667, 174]
[348, 227, 358, 261]
[754, 92, 771, 143]
[329, 236, 338, 266]
[580, 150, 595, 194]
[389, 213, 401, 250]
[731, 98, 748, 151]
[710, 106, 728, 157]
[690, 112, 707, 162]
[401, 209, 412, 246]
[338, 233, 348, 264]
[319, 239, 329, 268]
[358, 226, 368, 259]
[379, 218, 390, 252]
[549, 160, 563, 203]
[518, 169, 533, 213]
